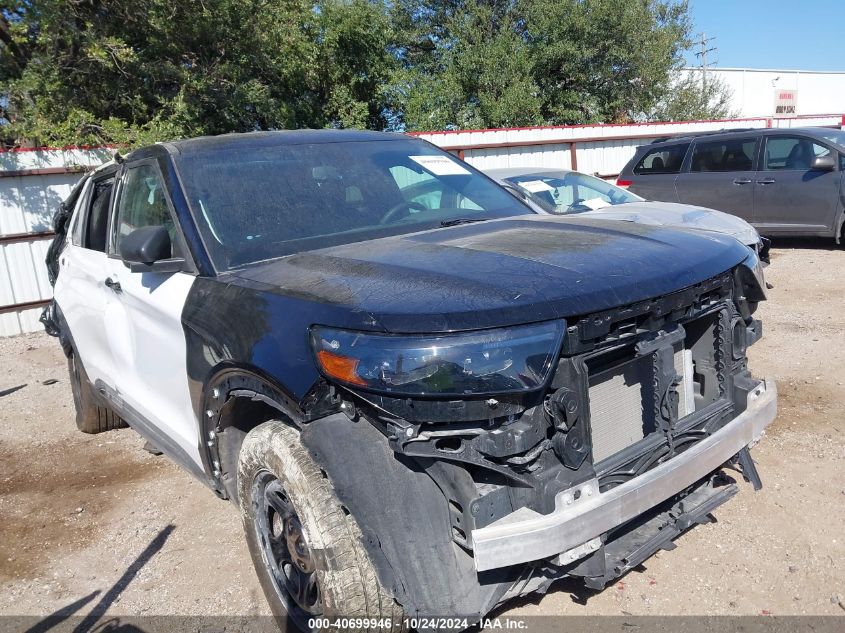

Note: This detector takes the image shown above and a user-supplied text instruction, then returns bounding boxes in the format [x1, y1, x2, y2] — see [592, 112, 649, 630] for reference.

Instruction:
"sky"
[684, 0, 843, 72]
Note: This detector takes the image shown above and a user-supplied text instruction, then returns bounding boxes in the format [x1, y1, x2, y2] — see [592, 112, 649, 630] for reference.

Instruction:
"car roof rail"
[649, 128, 758, 144]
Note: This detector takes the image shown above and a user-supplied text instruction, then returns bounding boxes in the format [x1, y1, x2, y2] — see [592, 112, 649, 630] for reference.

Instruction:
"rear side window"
[81, 177, 114, 252]
[633, 143, 690, 175]
[690, 137, 758, 172]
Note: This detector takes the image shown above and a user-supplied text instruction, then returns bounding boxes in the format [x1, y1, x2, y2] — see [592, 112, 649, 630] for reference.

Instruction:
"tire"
[238, 420, 405, 633]
[68, 352, 127, 434]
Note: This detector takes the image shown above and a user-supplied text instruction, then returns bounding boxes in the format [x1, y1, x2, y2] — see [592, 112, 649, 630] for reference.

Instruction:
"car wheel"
[238, 420, 405, 633]
[68, 352, 127, 434]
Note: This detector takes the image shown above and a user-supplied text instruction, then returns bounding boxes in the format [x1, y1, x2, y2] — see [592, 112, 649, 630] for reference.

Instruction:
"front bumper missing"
[471, 378, 777, 572]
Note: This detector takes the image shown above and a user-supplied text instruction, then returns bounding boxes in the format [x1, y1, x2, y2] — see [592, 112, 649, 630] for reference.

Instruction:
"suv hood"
[230, 215, 751, 333]
[578, 201, 759, 247]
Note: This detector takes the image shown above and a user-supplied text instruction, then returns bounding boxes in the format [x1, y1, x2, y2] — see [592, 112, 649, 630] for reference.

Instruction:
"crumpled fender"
[299, 413, 515, 619]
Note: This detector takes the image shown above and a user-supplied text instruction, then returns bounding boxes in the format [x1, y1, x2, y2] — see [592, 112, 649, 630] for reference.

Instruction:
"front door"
[53, 172, 119, 389]
[753, 135, 842, 235]
[105, 160, 202, 471]
[674, 135, 760, 223]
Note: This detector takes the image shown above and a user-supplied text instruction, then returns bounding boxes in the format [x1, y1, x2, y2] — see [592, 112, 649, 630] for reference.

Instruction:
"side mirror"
[120, 226, 176, 272]
[810, 154, 836, 171]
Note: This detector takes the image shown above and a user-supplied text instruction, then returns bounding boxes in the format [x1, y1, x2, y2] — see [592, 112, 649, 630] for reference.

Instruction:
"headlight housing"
[310, 321, 565, 396]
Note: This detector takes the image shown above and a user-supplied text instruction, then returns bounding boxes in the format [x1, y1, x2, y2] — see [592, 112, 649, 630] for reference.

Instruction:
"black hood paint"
[184, 215, 751, 403]
[228, 214, 751, 333]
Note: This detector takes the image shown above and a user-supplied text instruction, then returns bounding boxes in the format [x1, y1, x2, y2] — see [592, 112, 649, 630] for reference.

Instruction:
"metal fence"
[0, 147, 112, 336]
[1, 113, 843, 336]
[413, 113, 845, 178]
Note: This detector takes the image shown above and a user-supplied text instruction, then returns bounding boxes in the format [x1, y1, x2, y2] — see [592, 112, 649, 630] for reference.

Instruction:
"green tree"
[650, 69, 737, 122]
[390, 0, 542, 130]
[0, 0, 395, 147]
[393, 0, 694, 131]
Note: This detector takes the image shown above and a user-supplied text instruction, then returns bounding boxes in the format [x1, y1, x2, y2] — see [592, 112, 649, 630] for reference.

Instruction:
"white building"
[683, 67, 845, 119]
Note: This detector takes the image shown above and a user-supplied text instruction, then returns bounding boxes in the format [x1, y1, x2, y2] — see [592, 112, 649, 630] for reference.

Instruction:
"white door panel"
[52, 176, 117, 388]
[54, 245, 117, 387]
[106, 266, 200, 468]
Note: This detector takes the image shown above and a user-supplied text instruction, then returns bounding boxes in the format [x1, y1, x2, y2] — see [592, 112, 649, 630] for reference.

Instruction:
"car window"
[633, 143, 690, 175]
[79, 177, 114, 252]
[507, 171, 642, 214]
[67, 180, 91, 247]
[690, 137, 758, 172]
[390, 166, 442, 210]
[764, 137, 831, 171]
[175, 139, 526, 269]
[113, 164, 180, 258]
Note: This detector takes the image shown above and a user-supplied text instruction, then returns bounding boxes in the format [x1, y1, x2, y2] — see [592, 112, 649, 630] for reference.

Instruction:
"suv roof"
[647, 126, 840, 148]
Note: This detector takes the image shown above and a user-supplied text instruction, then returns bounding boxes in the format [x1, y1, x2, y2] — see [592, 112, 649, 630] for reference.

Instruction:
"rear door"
[753, 134, 841, 235]
[674, 135, 760, 223]
[627, 142, 690, 202]
[104, 159, 202, 471]
[52, 171, 119, 389]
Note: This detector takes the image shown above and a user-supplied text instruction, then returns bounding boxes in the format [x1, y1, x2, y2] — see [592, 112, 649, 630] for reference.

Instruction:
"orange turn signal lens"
[316, 349, 367, 386]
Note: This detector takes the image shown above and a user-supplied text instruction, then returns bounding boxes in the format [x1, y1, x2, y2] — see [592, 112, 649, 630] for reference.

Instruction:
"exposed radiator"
[588, 345, 695, 463]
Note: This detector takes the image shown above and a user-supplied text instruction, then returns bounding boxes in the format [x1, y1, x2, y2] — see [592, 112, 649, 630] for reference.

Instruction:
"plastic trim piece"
[471, 378, 777, 572]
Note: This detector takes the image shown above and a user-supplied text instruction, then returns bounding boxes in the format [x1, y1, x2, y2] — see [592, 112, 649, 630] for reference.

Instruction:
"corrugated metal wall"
[0, 148, 111, 336]
[1, 113, 842, 336]
[417, 114, 845, 176]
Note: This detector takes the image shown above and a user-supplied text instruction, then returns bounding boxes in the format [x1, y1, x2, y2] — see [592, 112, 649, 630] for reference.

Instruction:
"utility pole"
[693, 32, 717, 90]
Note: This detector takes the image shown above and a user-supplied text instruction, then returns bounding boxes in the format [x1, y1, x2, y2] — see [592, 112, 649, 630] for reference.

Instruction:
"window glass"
[765, 137, 831, 171]
[506, 171, 642, 214]
[690, 137, 757, 172]
[174, 139, 526, 269]
[817, 129, 845, 147]
[389, 166, 442, 210]
[81, 178, 114, 252]
[68, 182, 90, 247]
[114, 164, 179, 257]
[633, 143, 690, 175]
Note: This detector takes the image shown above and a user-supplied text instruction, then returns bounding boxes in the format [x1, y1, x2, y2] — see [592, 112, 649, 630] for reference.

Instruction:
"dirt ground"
[0, 242, 843, 625]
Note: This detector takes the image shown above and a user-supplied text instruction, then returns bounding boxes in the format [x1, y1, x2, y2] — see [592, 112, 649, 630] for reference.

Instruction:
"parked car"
[617, 127, 845, 242]
[486, 166, 769, 262]
[43, 130, 776, 631]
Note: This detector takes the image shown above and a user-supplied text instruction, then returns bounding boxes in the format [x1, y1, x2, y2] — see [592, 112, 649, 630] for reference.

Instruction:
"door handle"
[756, 179, 776, 185]
[104, 277, 122, 292]
[733, 178, 752, 185]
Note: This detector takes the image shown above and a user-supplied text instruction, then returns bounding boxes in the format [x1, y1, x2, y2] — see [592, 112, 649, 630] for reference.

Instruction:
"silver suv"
[617, 127, 845, 242]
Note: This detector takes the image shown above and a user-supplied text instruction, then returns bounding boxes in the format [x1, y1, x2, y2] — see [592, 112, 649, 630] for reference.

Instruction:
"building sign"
[774, 89, 797, 116]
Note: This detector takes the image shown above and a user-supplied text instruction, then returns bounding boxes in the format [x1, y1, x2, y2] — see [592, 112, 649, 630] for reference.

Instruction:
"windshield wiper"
[440, 217, 489, 227]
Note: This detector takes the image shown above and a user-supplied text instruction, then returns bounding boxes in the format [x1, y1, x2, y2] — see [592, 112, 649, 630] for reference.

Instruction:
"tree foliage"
[0, 0, 734, 146]
[651, 69, 737, 122]
[0, 0, 394, 146]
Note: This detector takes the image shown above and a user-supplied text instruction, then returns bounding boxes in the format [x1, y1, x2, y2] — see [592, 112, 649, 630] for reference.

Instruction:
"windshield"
[174, 138, 531, 269]
[505, 171, 642, 214]
[817, 129, 845, 148]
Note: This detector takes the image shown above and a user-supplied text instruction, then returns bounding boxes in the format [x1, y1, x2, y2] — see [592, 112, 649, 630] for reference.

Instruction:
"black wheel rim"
[253, 472, 322, 622]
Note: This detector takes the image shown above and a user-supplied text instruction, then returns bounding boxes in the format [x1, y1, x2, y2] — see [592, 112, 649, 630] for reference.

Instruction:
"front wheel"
[237, 420, 404, 632]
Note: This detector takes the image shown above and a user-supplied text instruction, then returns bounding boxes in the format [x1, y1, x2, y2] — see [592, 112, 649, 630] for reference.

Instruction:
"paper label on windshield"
[580, 197, 611, 210]
[518, 179, 555, 193]
[409, 155, 470, 176]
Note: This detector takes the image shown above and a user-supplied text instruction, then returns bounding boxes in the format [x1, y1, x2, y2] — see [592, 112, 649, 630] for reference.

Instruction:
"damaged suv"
[43, 131, 777, 630]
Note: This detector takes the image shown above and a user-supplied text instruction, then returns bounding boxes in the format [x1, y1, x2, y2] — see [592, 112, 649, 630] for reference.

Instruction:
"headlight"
[310, 321, 565, 396]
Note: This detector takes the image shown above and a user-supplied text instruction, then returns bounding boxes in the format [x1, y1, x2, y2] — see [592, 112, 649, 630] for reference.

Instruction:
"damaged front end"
[303, 253, 775, 618]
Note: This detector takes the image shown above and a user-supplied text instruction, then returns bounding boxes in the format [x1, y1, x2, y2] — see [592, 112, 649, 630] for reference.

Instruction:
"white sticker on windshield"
[409, 155, 471, 176]
[580, 197, 611, 210]
[518, 179, 555, 193]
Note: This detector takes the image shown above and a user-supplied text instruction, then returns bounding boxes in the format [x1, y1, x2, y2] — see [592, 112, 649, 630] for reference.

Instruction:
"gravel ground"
[0, 242, 843, 624]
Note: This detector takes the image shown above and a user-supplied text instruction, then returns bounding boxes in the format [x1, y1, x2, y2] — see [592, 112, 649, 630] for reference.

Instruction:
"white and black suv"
[43, 131, 777, 631]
